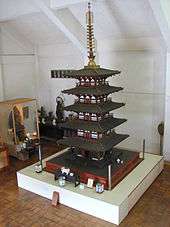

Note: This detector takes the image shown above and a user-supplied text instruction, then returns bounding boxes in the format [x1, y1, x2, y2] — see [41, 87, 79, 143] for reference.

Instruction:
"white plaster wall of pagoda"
[37, 42, 83, 112]
[99, 50, 165, 155]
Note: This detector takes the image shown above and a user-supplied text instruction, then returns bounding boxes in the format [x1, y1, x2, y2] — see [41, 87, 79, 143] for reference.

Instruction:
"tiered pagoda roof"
[62, 84, 123, 96]
[64, 100, 125, 114]
[58, 132, 129, 154]
[60, 116, 127, 133]
[63, 67, 121, 79]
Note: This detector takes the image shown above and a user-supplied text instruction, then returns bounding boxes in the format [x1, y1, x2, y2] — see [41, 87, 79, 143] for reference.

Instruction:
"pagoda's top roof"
[60, 117, 127, 132]
[62, 84, 123, 96]
[64, 100, 125, 114]
[58, 132, 129, 154]
[64, 66, 121, 79]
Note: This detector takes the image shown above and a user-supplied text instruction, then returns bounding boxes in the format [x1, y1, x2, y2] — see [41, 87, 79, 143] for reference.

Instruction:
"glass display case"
[0, 98, 40, 160]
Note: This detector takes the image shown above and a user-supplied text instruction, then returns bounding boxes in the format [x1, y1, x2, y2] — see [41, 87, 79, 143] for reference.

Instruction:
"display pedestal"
[17, 149, 163, 225]
[46, 148, 142, 189]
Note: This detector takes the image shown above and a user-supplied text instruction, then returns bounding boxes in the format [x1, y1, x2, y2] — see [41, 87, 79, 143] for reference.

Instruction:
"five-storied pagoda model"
[46, 3, 141, 189]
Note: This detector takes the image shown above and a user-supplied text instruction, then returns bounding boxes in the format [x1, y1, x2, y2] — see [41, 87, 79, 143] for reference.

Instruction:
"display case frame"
[0, 98, 40, 160]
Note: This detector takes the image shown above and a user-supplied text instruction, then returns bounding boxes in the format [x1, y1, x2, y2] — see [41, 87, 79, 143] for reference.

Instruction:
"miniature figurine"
[55, 167, 80, 187]
[95, 183, 104, 193]
[58, 176, 66, 187]
[38, 106, 47, 124]
[56, 96, 64, 123]
[46, 111, 55, 125]
[35, 164, 43, 173]
[52, 119, 56, 126]
[79, 183, 85, 190]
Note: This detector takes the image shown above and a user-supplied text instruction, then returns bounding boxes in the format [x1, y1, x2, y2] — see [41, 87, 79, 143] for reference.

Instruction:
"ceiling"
[0, 0, 167, 49]
[69, 0, 161, 40]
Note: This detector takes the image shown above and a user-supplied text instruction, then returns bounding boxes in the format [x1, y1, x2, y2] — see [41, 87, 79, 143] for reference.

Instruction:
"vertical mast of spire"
[86, 2, 97, 67]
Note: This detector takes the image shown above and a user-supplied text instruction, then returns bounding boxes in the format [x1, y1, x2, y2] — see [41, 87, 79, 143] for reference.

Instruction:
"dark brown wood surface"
[0, 142, 170, 227]
[46, 151, 141, 189]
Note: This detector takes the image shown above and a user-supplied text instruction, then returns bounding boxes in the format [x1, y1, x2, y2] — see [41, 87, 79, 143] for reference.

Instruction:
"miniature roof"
[63, 66, 121, 79]
[60, 117, 127, 133]
[62, 84, 123, 96]
[0, 98, 36, 106]
[64, 100, 125, 114]
[58, 132, 129, 153]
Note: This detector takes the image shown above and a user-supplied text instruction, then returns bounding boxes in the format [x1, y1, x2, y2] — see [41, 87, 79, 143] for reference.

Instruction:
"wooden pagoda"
[46, 3, 141, 189]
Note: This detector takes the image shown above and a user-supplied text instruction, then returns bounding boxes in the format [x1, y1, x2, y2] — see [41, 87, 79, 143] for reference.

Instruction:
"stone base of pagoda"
[46, 148, 142, 190]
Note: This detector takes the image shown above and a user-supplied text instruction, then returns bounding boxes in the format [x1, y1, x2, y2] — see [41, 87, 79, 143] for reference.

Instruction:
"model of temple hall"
[46, 3, 142, 189]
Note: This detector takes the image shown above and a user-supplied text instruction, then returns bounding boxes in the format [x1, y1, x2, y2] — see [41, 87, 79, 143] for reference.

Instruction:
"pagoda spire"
[86, 2, 97, 68]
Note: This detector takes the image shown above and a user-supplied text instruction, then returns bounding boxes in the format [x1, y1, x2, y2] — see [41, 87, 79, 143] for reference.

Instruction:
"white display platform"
[17, 149, 163, 225]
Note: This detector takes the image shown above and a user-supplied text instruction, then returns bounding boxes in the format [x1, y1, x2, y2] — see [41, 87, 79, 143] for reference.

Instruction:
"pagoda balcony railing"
[74, 99, 94, 104]
[68, 134, 102, 143]
[67, 113, 114, 122]
[64, 131, 117, 143]
[103, 113, 113, 119]
[74, 98, 109, 104]
[76, 81, 109, 87]
[76, 82, 95, 87]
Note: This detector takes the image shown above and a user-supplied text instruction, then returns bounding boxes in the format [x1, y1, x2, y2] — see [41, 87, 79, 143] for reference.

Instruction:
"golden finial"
[86, 2, 97, 68]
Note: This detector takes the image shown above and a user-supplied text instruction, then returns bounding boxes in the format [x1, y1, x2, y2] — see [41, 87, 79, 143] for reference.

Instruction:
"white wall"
[99, 50, 166, 155]
[0, 64, 4, 101]
[2, 55, 36, 99]
[0, 28, 36, 101]
[164, 53, 170, 161]
[37, 42, 84, 113]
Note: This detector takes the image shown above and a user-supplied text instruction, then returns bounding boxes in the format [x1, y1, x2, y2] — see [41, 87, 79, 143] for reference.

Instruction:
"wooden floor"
[0, 142, 170, 227]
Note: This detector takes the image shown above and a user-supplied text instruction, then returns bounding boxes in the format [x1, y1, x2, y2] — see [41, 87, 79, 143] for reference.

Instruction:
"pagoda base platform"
[17, 150, 164, 225]
[46, 148, 142, 190]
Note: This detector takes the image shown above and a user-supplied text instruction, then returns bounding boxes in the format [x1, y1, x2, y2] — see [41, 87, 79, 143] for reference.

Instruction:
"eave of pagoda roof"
[64, 100, 125, 114]
[57, 132, 129, 153]
[62, 85, 123, 96]
[60, 117, 127, 132]
[63, 67, 121, 79]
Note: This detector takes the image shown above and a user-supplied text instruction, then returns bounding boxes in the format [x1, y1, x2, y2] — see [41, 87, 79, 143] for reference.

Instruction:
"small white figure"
[61, 167, 70, 175]
[42, 118, 45, 124]
[52, 119, 56, 126]
[116, 158, 121, 164]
